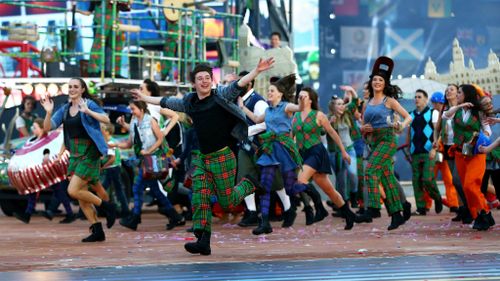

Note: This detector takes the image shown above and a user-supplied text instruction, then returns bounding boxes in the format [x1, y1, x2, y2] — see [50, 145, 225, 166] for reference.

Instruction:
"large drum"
[7, 130, 69, 195]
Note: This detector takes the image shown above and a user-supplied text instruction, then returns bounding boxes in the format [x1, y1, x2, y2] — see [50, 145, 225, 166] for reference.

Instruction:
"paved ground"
[0, 199, 499, 276]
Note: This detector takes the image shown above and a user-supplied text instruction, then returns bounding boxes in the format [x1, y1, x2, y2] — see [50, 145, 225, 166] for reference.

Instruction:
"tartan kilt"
[67, 138, 101, 185]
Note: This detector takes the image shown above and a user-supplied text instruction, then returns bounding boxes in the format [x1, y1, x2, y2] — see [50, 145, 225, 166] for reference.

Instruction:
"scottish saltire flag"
[428, 0, 452, 18]
[384, 28, 424, 60]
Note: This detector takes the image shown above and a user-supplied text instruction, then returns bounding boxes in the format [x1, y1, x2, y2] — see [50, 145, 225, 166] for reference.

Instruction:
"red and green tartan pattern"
[365, 128, 403, 214]
[162, 21, 193, 77]
[452, 109, 480, 147]
[346, 98, 362, 141]
[411, 153, 441, 209]
[67, 138, 101, 185]
[292, 110, 322, 151]
[191, 147, 256, 232]
[257, 131, 303, 166]
[356, 155, 364, 198]
[88, 3, 124, 74]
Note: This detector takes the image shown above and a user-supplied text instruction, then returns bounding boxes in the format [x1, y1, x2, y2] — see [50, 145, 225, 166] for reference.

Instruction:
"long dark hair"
[459, 84, 480, 118]
[143, 78, 160, 97]
[301, 87, 318, 110]
[272, 74, 296, 102]
[367, 75, 402, 100]
[130, 100, 150, 115]
[71, 77, 102, 106]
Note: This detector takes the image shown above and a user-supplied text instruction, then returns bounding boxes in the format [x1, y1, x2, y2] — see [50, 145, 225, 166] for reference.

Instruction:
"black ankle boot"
[339, 203, 355, 230]
[388, 211, 404, 230]
[413, 207, 427, 216]
[41, 210, 54, 221]
[14, 212, 31, 224]
[252, 216, 273, 235]
[485, 211, 495, 227]
[238, 210, 259, 227]
[82, 222, 106, 242]
[184, 230, 211, 255]
[304, 185, 328, 222]
[403, 201, 412, 221]
[434, 198, 443, 214]
[350, 192, 358, 208]
[119, 213, 141, 231]
[100, 200, 116, 229]
[281, 208, 297, 228]
[368, 207, 381, 218]
[451, 206, 464, 222]
[303, 206, 315, 226]
[462, 207, 473, 224]
[472, 211, 490, 231]
[166, 208, 185, 230]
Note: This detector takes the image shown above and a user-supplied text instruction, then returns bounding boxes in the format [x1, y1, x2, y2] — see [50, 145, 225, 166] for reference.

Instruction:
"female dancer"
[41, 78, 115, 242]
[443, 84, 494, 231]
[329, 89, 358, 207]
[114, 100, 182, 231]
[361, 56, 412, 230]
[435, 84, 472, 223]
[293, 87, 361, 230]
[239, 74, 307, 235]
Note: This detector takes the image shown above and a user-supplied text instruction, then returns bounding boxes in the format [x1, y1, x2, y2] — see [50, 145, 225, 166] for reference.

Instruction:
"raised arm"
[388, 98, 412, 131]
[81, 99, 110, 124]
[159, 108, 179, 136]
[285, 93, 306, 114]
[238, 58, 275, 88]
[238, 97, 266, 124]
[318, 112, 351, 164]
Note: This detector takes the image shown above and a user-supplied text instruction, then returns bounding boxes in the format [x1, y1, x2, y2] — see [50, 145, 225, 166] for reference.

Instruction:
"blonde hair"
[101, 123, 115, 135]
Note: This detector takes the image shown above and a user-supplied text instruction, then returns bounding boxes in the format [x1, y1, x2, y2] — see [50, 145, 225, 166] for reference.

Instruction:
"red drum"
[7, 130, 69, 195]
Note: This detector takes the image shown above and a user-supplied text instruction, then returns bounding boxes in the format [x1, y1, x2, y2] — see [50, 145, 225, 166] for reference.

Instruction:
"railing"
[0, 0, 241, 83]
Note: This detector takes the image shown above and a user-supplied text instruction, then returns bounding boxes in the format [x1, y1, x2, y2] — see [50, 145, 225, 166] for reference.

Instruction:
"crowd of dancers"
[10, 56, 499, 256]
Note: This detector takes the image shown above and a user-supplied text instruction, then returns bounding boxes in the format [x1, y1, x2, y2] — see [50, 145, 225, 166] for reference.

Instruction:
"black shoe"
[166, 209, 186, 230]
[119, 213, 141, 231]
[462, 207, 473, 224]
[403, 201, 412, 221]
[303, 206, 315, 226]
[238, 210, 259, 227]
[41, 210, 54, 221]
[313, 205, 328, 223]
[59, 214, 77, 224]
[472, 211, 490, 231]
[245, 174, 266, 195]
[367, 207, 381, 218]
[100, 200, 116, 229]
[486, 211, 495, 227]
[14, 212, 31, 224]
[434, 199, 443, 214]
[356, 208, 365, 215]
[450, 207, 459, 213]
[281, 208, 297, 228]
[184, 231, 211, 255]
[339, 203, 356, 230]
[388, 211, 405, 230]
[252, 216, 273, 235]
[413, 207, 427, 216]
[451, 206, 464, 222]
[82, 222, 105, 242]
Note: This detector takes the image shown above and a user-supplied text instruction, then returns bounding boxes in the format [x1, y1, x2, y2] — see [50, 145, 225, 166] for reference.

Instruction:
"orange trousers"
[434, 160, 459, 208]
[454, 152, 488, 219]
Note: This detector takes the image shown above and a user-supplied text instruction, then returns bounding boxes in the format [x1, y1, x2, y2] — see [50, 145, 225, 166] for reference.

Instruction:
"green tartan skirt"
[67, 138, 101, 185]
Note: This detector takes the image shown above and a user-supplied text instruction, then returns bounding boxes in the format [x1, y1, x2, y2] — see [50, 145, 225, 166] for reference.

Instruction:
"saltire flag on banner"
[384, 28, 424, 60]
[333, 0, 359, 16]
[428, 0, 452, 18]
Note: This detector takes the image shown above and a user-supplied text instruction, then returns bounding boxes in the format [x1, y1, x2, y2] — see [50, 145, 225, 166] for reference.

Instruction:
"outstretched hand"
[78, 98, 89, 114]
[256, 57, 275, 73]
[40, 96, 54, 113]
[131, 88, 143, 101]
